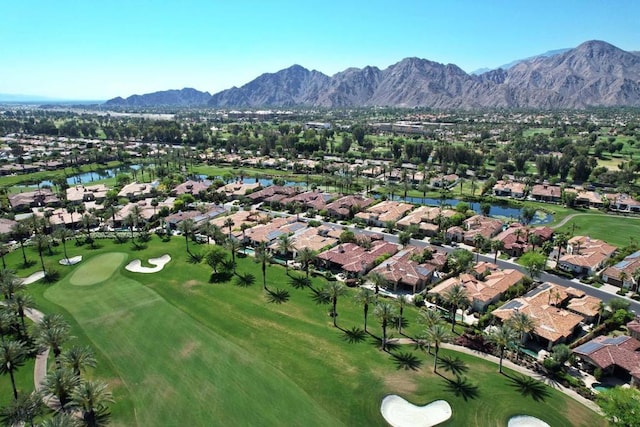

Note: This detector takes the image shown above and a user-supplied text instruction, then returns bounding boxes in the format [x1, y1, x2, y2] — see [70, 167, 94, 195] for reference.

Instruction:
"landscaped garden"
[1, 236, 607, 426]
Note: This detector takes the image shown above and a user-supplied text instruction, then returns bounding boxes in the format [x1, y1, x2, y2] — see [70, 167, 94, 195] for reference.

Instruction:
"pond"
[26, 164, 148, 188]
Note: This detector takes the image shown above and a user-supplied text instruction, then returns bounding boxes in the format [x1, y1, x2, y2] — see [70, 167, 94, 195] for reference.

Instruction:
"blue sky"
[1, 0, 638, 100]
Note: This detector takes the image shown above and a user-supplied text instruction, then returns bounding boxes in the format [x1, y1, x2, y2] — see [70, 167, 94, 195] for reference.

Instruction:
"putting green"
[69, 252, 127, 286]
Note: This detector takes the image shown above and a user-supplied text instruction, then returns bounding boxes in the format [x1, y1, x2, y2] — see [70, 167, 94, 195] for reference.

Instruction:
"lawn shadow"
[265, 288, 290, 304]
[341, 326, 367, 344]
[507, 374, 550, 402]
[391, 351, 423, 371]
[442, 376, 480, 401]
[209, 271, 233, 283]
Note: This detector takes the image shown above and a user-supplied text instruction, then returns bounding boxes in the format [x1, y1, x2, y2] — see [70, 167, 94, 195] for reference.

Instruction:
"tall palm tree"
[9, 293, 35, 337]
[443, 284, 470, 332]
[39, 412, 80, 427]
[473, 233, 485, 263]
[53, 227, 74, 264]
[225, 239, 241, 274]
[417, 308, 443, 354]
[62, 346, 97, 378]
[277, 234, 295, 275]
[507, 311, 536, 360]
[323, 281, 347, 327]
[36, 314, 71, 368]
[0, 391, 43, 427]
[198, 222, 216, 245]
[254, 242, 272, 291]
[0, 310, 13, 343]
[485, 324, 518, 373]
[0, 270, 24, 300]
[491, 239, 504, 264]
[367, 271, 388, 295]
[42, 368, 80, 412]
[10, 222, 31, 266]
[81, 213, 97, 245]
[555, 232, 568, 265]
[223, 217, 235, 240]
[0, 339, 26, 399]
[353, 288, 377, 332]
[296, 247, 316, 280]
[71, 380, 114, 427]
[32, 234, 51, 274]
[374, 302, 397, 351]
[396, 295, 409, 334]
[424, 323, 451, 373]
[177, 218, 195, 254]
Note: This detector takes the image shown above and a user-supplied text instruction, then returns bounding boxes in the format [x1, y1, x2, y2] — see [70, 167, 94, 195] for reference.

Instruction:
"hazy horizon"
[2, 0, 638, 100]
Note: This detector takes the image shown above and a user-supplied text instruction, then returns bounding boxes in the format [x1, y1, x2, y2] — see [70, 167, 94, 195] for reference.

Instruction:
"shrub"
[413, 294, 425, 307]
[594, 368, 603, 381]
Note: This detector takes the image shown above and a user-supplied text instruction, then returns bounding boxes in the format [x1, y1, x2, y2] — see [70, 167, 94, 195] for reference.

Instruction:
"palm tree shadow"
[391, 352, 423, 371]
[442, 376, 480, 401]
[371, 337, 400, 352]
[341, 326, 367, 343]
[508, 374, 550, 402]
[265, 288, 290, 304]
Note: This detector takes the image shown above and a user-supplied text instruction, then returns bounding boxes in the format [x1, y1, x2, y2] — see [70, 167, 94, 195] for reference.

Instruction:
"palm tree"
[32, 233, 51, 274]
[485, 324, 518, 374]
[198, 222, 216, 245]
[0, 339, 26, 399]
[53, 227, 74, 264]
[323, 281, 347, 327]
[507, 311, 536, 360]
[366, 271, 388, 295]
[36, 314, 71, 368]
[225, 239, 241, 274]
[396, 295, 409, 334]
[353, 288, 376, 332]
[62, 346, 97, 378]
[417, 308, 443, 354]
[491, 239, 504, 264]
[472, 233, 485, 263]
[374, 302, 397, 351]
[555, 232, 568, 265]
[0, 270, 24, 300]
[42, 368, 80, 412]
[71, 380, 114, 427]
[177, 218, 195, 254]
[0, 391, 43, 427]
[39, 412, 80, 427]
[81, 213, 97, 245]
[296, 247, 316, 280]
[10, 222, 31, 266]
[277, 234, 295, 275]
[9, 293, 35, 336]
[443, 284, 470, 332]
[254, 242, 272, 291]
[424, 323, 451, 373]
[0, 310, 13, 343]
[223, 217, 235, 240]
[596, 300, 608, 327]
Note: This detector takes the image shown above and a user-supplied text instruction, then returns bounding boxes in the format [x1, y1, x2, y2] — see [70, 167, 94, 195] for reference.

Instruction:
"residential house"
[530, 184, 562, 203]
[397, 206, 457, 236]
[317, 240, 400, 276]
[217, 181, 261, 198]
[325, 195, 374, 219]
[246, 185, 298, 204]
[573, 335, 640, 387]
[368, 246, 435, 293]
[66, 184, 109, 203]
[430, 174, 459, 188]
[565, 287, 602, 324]
[628, 317, 640, 340]
[172, 180, 213, 197]
[290, 226, 339, 257]
[602, 250, 640, 289]
[117, 182, 156, 200]
[429, 266, 524, 313]
[492, 224, 553, 258]
[447, 215, 503, 245]
[492, 282, 585, 350]
[558, 236, 617, 276]
[493, 180, 526, 198]
[8, 189, 60, 211]
[280, 190, 336, 212]
[0, 218, 17, 235]
[242, 216, 306, 247]
[355, 201, 414, 227]
[609, 193, 640, 213]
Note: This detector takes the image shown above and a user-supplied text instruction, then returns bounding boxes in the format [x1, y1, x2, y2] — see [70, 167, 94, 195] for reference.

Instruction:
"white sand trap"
[19, 271, 46, 285]
[59, 255, 83, 266]
[125, 254, 171, 273]
[508, 415, 551, 427]
[381, 395, 452, 427]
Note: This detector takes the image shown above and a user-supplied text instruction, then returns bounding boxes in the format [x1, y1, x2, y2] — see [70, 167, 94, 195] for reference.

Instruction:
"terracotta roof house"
[575, 190, 604, 208]
[628, 317, 640, 340]
[280, 190, 336, 212]
[325, 195, 375, 219]
[493, 282, 585, 349]
[602, 250, 640, 289]
[492, 224, 554, 258]
[172, 180, 213, 197]
[66, 184, 109, 203]
[397, 206, 457, 236]
[242, 216, 303, 246]
[117, 182, 157, 200]
[530, 184, 562, 203]
[355, 200, 414, 226]
[447, 215, 503, 245]
[573, 335, 640, 386]
[493, 180, 526, 198]
[609, 193, 640, 213]
[0, 218, 18, 235]
[430, 267, 524, 313]
[430, 174, 459, 188]
[8, 189, 60, 211]
[559, 236, 617, 276]
[369, 246, 434, 293]
[209, 210, 268, 237]
[317, 240, 400, 276]
[290, 226, 338, 255]
[246, 185, 298, 203]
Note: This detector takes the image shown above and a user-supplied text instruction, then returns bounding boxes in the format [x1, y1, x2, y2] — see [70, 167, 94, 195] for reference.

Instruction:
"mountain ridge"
[106, 40, 640, 109]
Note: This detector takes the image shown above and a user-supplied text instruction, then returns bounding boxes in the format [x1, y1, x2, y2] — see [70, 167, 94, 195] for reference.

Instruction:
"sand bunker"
[381, 395, 452, 427]
[19, 271, 45, 285]
[508, 415, 550, 427]
[59, 255, 83, 266]
[125, 254, 171, 273]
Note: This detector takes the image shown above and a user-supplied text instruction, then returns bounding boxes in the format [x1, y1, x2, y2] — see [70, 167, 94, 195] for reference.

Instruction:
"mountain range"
[105, 40, 640, 109]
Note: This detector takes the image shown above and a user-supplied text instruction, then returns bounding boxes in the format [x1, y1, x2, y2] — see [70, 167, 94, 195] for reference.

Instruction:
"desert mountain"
[105, 88, 211, 107]
[106, 41, 640, 109]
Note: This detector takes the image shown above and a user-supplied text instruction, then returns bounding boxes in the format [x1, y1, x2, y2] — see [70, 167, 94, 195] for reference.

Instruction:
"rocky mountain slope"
[106, 41, 640, 109]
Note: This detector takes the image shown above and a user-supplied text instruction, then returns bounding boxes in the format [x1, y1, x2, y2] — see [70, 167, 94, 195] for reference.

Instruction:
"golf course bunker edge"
[69, 252, 128, 286]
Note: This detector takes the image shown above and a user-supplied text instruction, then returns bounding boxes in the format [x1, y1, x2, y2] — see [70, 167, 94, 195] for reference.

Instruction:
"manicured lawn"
[3, 237, 606, 426]
[556, 213, 640, 247]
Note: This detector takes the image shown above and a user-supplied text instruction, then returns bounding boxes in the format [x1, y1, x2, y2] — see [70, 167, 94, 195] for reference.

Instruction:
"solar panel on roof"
[267, 230, 283, 240]
[615, 260, 630, 269]
[627, 251, 640, 259]
[602, 336, 628, 345]
[575, 341, 604, 354]
[502, 300, 523, 310]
